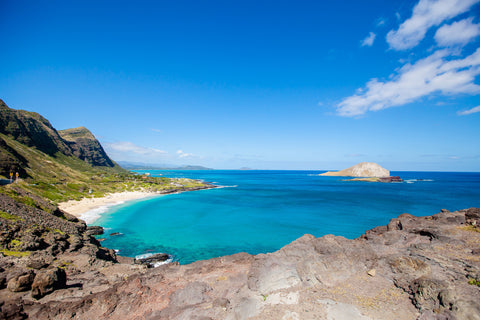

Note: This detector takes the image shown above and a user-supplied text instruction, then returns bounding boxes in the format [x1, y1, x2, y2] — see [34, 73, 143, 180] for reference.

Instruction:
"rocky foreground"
[1, 195, 479, 320]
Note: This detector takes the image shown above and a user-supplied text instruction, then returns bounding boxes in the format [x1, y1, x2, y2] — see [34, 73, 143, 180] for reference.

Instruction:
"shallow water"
[93, 170, 480, 264]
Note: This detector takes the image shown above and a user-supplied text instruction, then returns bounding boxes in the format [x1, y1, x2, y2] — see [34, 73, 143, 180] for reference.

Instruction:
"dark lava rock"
[86, 226, 104, 236]
[31, 267, 67, 299]
[0, 298, 28, 320]
[110, 232, 121, 237]
[466, 207, 480, 226]
[135, 253, 170, 268]
[378, 176, 403, 183]
[7, 270, 35, 292]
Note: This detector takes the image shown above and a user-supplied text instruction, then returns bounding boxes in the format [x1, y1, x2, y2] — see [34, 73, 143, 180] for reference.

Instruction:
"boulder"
[135, 253, 170, 268]
[86, 226, 104, 236]
[31, 267, 67, 299]
[7, 270, 35, 292]
[465, 207, 480, 226]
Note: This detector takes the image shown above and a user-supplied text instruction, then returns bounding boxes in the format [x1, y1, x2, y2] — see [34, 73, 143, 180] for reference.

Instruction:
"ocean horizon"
[92, 170, 480, 264]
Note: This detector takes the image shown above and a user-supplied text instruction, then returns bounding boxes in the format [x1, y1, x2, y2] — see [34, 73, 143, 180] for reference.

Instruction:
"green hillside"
[0, 100, 207, 210]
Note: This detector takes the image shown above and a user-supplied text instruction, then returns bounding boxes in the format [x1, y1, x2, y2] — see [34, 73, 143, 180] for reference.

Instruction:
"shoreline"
[58, 191, 158, 224]
[58, 185, 217, 224]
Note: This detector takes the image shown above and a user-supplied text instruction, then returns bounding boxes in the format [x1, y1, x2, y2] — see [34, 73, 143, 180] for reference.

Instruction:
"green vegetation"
[0, 106, 210, 209]
[0, 132, 208, 207]
[459, 225, 480, 233]
[468, 278, 480, 286]
[0, 249, 31, 257]
[0, 210, 24, 222]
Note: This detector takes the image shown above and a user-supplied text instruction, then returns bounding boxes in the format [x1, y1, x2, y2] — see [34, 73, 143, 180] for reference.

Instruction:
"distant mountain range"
[117, 161, 213, 170]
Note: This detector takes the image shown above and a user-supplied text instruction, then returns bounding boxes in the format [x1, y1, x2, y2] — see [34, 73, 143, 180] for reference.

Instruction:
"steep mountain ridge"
[59, 127, 116, 167]
[0, 99, 119, 178]
[0, 99, 72, 158]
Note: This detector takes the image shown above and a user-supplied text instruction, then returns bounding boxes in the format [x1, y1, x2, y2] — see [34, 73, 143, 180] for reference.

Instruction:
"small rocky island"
[320, 162, 403, 182]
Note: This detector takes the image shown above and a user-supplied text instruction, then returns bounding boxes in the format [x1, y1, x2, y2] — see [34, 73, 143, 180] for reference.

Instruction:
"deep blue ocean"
[92, 170, 480, 264]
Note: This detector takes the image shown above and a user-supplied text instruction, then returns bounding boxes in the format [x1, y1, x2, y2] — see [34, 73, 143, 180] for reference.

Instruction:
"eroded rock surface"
[4, 208, 477, 320]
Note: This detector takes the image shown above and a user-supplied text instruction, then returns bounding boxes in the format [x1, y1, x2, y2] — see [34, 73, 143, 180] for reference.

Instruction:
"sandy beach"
[58, 191, 158, 224]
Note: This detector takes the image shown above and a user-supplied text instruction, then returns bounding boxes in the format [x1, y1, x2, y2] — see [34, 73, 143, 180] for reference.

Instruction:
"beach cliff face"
[320, 162, 390, 178]
[3, 207, 479, 320]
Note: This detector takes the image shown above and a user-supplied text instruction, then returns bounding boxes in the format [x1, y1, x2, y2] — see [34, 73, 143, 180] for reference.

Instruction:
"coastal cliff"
[320, 162, 390, 178]
[1, 101, 479, 319]
[2, 207, 478, 319]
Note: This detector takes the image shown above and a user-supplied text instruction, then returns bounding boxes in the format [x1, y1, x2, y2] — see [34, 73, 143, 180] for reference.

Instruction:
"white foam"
[153, 257, 173, 267]
[135, 252, 173, 267]
[216, 185, 238, 189]
[135, 252, 155, 260]
[404, 179, 434, 184]
[79, 201, 125, 224]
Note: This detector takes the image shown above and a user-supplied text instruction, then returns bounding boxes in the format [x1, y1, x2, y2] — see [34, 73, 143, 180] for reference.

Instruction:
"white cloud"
[376, 18, 387, 27]
[435, 17, 480, 47]
[457, 105, 480, 115]
[105, 141, 167, 155]
[336, 48, 480, 116]
[176, 150, 195, 158]
[387, 0, 480, 50]
[361, 32, 376, 47]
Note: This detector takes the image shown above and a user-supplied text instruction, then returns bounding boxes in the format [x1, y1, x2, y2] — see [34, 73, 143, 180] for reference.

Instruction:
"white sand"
[58, 191, 158, 224]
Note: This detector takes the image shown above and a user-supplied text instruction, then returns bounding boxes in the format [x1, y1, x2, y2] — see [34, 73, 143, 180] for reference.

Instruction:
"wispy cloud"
[176, 150, 195, 158]
[435, 17, 480, 47]
[387, 0, 480, 50]
[376, 18, 387, 27]
[151, 128, 162, 133]
[336, 48, 480, 116]
[105, 141, 167, 155]
[361, 32, 376, 47]
[457, 105, 480, 115]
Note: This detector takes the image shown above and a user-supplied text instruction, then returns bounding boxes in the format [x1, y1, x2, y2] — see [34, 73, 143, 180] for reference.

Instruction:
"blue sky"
[1, 0, 479, 171]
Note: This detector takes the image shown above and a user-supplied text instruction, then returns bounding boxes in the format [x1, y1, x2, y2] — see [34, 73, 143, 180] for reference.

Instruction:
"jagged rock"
[31, 267, 67, 299]
[135, 253, 170, 267]
[0, 298, 28, 320]
[387, 218, 403, 231]
[466, 207, 480, 226]
[378, 176, 403, 182]
[59, 127, 116, 167]
[86, 226, 104, 236]
[1, 207, 479, 320]
[7, 270, 35, 292]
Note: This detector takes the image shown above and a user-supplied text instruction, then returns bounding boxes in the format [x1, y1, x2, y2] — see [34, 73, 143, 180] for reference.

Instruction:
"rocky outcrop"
[0, 99, 72, 157]
[31, 267, 67, 299]
[378, 175, 403, 182]
[0, 100, 122, 180]
[5, 207, 478, 320]
[58, 127, 116, 168]
[0, 192, 125, 304]
[320, 162, 390, 177]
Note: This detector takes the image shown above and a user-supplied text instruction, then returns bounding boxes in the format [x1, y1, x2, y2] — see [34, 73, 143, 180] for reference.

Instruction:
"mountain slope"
[0, 99, 72, 157]
[59, 127, 116, 167]
[0, 99, 121, 179]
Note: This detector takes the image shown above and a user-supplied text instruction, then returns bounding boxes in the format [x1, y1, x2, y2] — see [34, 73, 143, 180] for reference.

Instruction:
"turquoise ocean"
[91, 170, 480, 264]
